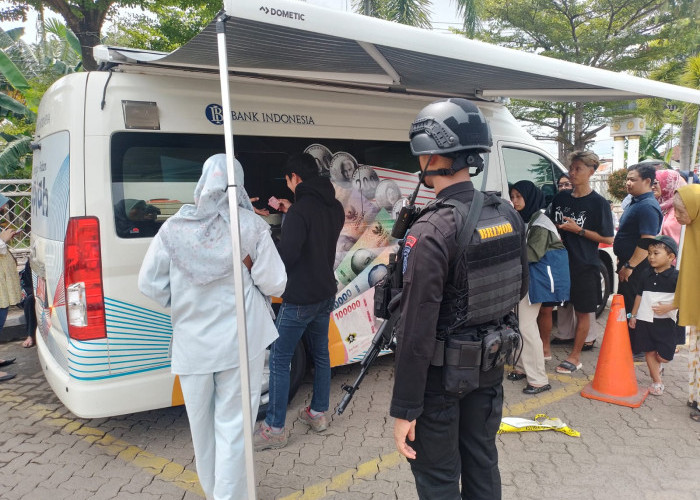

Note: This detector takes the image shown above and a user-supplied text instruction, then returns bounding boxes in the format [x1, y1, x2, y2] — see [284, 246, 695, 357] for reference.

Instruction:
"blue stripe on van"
[66, 298, 173, 380]
[69, 356, 170, 367]
[68, 364, 170, 381]
[105, 297, 171, 320]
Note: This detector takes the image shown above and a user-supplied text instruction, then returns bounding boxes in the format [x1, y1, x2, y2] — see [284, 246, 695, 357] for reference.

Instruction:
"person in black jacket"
[254, 153, 344, 451]
[20, 260, 37, 348]
[391, 99, 528, 500]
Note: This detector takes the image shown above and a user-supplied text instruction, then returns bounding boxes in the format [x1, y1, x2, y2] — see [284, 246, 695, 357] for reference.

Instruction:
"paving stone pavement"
[1, 307, 700, 499]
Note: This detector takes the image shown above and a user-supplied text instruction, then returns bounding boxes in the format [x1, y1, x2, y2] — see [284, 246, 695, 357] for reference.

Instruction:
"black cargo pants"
[408, 366, 503, 500]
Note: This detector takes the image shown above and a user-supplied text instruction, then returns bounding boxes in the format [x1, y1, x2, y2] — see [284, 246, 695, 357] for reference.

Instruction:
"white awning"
[97, 0, 700, 104]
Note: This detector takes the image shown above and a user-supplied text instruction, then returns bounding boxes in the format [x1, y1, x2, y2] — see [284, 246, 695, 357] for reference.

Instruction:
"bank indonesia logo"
[206, 104, 224, 125]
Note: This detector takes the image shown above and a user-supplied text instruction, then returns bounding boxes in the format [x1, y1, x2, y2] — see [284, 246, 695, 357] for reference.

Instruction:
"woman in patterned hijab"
[653, 169, 686, 245]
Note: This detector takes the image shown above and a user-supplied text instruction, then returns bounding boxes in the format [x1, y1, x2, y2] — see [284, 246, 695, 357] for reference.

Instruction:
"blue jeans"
[265, 297, 334, 429]
[0, 307, 8, 331]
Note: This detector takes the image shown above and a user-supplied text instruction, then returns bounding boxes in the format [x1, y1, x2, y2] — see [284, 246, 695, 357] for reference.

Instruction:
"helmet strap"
[416, 155, 433, 190]
[422, 152, 484, 178]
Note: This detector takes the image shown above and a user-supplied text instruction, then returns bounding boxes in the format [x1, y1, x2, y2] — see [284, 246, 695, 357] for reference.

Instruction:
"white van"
[31, 62, 612, 418]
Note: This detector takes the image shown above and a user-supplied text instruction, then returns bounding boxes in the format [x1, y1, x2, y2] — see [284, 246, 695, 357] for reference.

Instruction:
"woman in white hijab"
[139, 154, 286, 499]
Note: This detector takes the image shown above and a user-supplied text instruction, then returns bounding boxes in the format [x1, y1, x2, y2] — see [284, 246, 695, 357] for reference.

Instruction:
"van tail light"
[64, 216, 107, 341]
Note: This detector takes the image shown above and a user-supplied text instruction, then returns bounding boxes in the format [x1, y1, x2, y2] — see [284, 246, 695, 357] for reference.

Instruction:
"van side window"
[502, 147, 557, 204]
[111, 133, 224, 238]
[110, 133, 417, 238]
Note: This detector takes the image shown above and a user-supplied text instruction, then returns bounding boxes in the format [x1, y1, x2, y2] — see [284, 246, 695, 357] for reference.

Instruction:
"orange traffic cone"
[581, 294, 649, 407]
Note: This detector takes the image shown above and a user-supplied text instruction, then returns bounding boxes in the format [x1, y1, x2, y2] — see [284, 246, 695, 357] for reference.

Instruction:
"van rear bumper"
[37, 334, 179, 418]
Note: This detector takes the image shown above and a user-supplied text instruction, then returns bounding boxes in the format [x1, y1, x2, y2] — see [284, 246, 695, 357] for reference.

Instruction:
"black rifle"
[337, 311, 398, 415]
[337, 166, 424, 414]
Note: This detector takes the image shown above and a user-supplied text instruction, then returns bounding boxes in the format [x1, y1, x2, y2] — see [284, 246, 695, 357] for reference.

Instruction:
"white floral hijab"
[160, 154, 267, 285]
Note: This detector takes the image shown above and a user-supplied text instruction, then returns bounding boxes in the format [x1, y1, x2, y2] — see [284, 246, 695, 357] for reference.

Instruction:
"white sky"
[1, 0, 613, 157]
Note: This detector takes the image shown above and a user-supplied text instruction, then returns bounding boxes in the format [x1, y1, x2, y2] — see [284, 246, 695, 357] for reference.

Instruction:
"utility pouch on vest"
[481, 321, 522, 372]
[441, 333, 482, 396]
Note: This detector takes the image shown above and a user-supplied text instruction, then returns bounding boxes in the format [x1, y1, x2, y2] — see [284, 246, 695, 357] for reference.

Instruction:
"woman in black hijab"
[508, 180, 569, 395]
[511, 180, 545, 224]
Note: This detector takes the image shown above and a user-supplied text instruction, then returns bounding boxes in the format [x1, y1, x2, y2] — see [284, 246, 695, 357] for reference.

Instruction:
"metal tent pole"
[691, 110, 700, 172]
[216, 13, 258, 500]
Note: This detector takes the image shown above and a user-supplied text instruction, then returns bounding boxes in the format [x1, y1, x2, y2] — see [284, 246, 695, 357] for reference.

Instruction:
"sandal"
[507, 371, 526, 381]
[555, 360, 582, 374]
[649, 382, 664, 396]
[687, 401, 698, 409]
[22, 336, 35, 348]
[0, 358, 16, 368]
[582, 340, 596, 351]
[690, 409, 700, 422]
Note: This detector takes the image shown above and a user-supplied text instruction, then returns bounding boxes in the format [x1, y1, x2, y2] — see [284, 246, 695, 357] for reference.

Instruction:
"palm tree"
[353, 0, 432, 28]
[679, 55, 700, 168]
[352, 0, 483, 35]
[451, 0, 479, 36]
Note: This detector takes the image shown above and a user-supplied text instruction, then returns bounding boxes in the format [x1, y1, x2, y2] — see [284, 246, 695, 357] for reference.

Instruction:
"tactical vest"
[374, 192, 524, 331]
[434, 193, 523, 335]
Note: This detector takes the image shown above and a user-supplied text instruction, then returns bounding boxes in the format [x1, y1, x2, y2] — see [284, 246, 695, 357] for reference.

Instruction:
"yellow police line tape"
[498, 413, 580, 437]
[0, 369, 590, 500]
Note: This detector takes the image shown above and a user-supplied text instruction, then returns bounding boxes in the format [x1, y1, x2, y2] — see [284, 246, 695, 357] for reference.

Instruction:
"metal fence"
[0, 179, 31, 266]
[591, 173, 610, 199]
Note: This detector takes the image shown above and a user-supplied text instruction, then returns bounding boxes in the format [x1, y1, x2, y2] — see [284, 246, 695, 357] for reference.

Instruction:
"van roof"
[95, 0, 700, 105]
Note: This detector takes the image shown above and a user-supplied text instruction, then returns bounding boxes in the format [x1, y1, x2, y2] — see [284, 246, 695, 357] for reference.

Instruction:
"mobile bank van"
[31, 1, 700, 418]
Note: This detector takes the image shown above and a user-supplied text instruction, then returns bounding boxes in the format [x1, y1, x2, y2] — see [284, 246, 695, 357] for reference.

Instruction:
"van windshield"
[110, 132, 418, 238]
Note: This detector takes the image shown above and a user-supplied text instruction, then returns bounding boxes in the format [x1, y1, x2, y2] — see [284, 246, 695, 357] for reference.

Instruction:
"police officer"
[390, 98, 528, 499]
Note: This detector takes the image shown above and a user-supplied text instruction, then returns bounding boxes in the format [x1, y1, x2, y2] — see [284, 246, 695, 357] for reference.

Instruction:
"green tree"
[105, 1, 219, 52]
[0, 1, 229, 70]
[630, 0, 698, 169]
[638, 125, 673, 162]
[476, 0, 696, 162]
[0, 23, 82, 177]
[1, 1, 117, 70]
[607, 168, 628, 202]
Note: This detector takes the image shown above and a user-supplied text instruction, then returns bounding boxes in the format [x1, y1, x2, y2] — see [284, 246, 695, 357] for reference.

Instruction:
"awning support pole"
[691, 110, 700, 170]
[216, 13, 258, 500]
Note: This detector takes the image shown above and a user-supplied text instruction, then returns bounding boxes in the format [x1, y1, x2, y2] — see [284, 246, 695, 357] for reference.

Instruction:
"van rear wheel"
[257, 340, 307, 421]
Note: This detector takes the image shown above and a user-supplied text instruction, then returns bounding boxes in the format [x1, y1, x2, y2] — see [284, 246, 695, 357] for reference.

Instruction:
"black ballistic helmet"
[409, 98, 492, 156]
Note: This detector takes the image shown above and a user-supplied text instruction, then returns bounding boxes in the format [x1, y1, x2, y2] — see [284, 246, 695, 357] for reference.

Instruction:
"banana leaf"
[0, 92, 35, 120]
[0, 135, 32, 176]
[0, 50, 29, 92]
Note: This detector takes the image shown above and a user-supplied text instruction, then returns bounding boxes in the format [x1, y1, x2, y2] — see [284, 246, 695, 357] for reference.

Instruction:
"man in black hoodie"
[255, 153, 344, 451]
